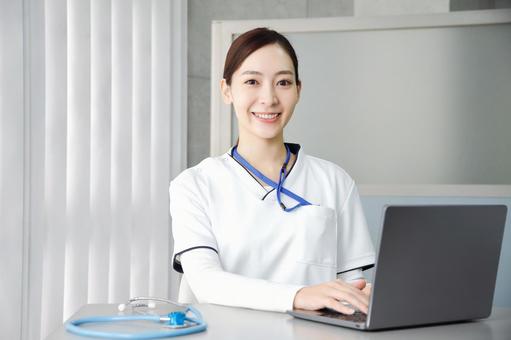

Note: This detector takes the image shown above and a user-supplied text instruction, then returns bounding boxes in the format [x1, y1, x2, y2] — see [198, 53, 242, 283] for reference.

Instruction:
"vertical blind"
[1, 0, 185, 339]
[0, 0, 25, 339]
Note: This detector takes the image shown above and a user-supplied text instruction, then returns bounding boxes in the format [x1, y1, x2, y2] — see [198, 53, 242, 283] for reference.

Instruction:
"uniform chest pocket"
[290, 205, 337, 268]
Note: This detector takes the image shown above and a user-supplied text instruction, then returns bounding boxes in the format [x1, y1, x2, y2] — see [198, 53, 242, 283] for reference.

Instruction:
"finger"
[326, 280, 340, 289]
[333, 280, 370, 306]
[335, 278, 365, 292]
[326, 287, 368, 314]
[325, 298, 355, 315]
[362, 283, 372, 296]
[341, 293, 368, 314]
[348, 279, 366, 290]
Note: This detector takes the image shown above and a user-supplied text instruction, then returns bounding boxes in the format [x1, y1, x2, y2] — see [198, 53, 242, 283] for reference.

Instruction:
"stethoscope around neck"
[232, 144, 312, 212]
[65, 297, 207, 339]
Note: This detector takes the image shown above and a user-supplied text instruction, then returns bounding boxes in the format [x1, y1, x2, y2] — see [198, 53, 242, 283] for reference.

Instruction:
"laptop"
[288, 205, 508, 330]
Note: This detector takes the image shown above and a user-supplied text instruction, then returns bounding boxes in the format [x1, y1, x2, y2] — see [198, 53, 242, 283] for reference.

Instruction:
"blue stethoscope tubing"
[232, 144, 312, 212]
[65, 306, 207, 339]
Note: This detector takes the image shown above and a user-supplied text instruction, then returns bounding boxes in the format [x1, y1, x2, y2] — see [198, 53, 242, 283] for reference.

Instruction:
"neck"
[236, 134, 287, 178]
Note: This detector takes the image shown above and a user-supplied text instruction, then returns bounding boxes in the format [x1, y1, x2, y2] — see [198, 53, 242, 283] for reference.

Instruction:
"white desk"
[47, 304, 511, 340]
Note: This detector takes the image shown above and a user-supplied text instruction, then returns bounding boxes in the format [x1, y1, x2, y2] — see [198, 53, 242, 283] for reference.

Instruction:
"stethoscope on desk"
[65, 297, 207, 339]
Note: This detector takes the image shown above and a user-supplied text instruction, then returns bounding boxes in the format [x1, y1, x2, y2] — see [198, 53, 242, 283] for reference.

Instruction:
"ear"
[220, 79, 233, 104]
[296, 82, 302, 100]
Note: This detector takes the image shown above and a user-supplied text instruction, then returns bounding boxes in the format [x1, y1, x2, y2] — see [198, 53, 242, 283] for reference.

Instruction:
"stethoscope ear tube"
[183, 306, 204, 325]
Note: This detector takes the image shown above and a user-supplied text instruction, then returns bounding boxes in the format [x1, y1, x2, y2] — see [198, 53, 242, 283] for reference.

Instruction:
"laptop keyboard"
[318, 308, 367, 323]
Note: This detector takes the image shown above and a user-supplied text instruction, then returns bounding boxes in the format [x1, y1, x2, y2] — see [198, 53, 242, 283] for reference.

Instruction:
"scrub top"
[170, 143, 375, 305]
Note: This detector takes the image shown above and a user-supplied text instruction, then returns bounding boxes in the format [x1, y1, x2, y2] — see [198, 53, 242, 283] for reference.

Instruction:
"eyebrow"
[240, 70, 294, 76]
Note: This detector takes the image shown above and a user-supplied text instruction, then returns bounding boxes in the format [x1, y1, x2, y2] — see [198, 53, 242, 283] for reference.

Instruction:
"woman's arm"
[180, 248, 303, 312]
[181, 248, 370, 314]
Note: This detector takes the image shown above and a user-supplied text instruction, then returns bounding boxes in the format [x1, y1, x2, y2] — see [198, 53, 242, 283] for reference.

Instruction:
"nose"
[259, 83, 278, 106]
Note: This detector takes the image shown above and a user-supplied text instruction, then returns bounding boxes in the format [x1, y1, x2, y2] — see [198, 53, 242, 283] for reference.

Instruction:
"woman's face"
[221, 43, 301, 142]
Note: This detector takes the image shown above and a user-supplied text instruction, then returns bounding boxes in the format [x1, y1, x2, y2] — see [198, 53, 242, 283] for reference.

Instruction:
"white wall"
[188, 0, 511, 165]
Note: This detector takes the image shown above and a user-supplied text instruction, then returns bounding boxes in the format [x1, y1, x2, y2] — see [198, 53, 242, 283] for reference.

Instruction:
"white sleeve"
[337, 182, 376, 274]
[180, 248, 304, 312]
[169, 171, 218, 273]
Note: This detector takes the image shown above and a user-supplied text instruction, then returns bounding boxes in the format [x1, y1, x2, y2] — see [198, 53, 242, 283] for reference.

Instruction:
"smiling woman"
[169, 28, 375, 315]
[221, 28, 301, 152]
[221, 43, 301, 171]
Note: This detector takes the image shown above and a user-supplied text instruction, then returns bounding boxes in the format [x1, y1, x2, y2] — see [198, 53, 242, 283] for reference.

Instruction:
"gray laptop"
[288, 205, 507, 330]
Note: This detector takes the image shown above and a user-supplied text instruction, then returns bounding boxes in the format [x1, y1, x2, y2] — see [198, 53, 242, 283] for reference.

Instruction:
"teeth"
[253, 112, 279, 119]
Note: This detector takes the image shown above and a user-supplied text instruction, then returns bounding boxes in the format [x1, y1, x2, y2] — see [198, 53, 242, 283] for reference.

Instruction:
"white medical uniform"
[170, 144, 375, 312]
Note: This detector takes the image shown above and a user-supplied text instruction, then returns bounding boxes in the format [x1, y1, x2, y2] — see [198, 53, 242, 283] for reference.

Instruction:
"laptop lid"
[367, 205, 507, 330]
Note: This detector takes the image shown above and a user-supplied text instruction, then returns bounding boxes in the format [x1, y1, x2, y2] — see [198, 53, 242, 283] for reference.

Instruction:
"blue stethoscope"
[66, 297, 207, 339]
[232, 144, 311, 212]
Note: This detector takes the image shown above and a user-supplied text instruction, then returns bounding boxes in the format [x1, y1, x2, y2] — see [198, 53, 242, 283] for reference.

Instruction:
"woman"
[170, 27, 375, 315]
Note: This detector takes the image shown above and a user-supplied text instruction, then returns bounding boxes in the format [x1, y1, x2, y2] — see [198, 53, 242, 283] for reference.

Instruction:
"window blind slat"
[40, 0, 68, 337]
[25, 0, 47, 337]
[109, 0, 133, 303]
[0, 1, 24, 338]
[150, 0, 171, 297]
[131, 0, 152, 297]
[88, 0, 112, 304]
[168, 0, 187, 300]
[63, 0, 92, 320]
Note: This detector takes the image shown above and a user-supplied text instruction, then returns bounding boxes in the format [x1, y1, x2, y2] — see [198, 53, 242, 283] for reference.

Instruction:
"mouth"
[251, 112, 281, 122]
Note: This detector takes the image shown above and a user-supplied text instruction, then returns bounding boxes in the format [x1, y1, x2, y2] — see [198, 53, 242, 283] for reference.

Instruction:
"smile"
[251, 112, 281, 121]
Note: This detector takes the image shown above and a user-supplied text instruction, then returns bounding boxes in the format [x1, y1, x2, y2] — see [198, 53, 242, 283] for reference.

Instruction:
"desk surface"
[48, 304, 511, 340]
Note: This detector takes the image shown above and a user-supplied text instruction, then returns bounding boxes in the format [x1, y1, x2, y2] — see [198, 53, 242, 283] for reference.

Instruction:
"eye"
[277, 79, 293, 86]
[244, 79, 258, 86]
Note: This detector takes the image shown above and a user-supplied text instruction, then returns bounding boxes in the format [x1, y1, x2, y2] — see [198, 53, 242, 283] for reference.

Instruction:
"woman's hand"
[293, 279, 370, 315]
[360, 281, 372, 298]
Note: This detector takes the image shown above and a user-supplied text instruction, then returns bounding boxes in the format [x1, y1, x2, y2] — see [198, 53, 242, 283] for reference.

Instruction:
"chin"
[239, 121, 285, 141]
[253, 130, 282, 140]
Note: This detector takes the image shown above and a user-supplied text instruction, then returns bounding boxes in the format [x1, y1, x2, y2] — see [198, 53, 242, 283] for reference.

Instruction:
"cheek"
[231, 96, 250, 119]
[281, 91, 299, 109]
[232, 90, 256, 110]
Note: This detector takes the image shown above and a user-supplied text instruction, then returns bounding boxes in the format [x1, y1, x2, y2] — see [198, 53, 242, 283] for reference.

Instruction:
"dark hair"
[223, 27, 300, 86]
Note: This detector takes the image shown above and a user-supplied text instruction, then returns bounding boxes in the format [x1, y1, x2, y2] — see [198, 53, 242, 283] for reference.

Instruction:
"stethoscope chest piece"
[166, 311, 188, 328]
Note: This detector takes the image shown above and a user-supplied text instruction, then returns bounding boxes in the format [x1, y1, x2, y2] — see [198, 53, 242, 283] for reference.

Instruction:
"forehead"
[236, 44, 294, 74]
